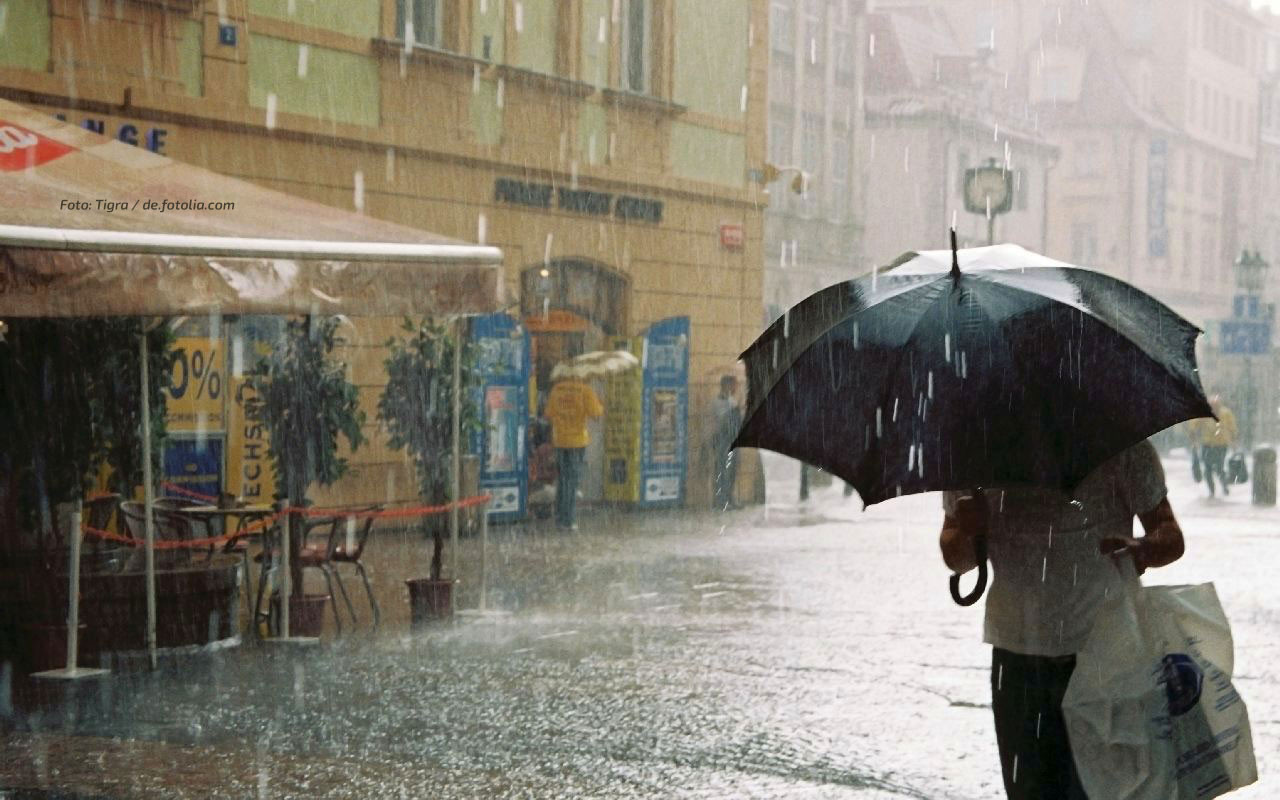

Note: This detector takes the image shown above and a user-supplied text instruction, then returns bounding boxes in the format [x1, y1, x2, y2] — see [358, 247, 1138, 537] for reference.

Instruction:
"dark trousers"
[991, 647, 1088, 800]
[555, 447, 584, 528]
[1202, 445, 1229, 496]
[713, 449, 738, 510]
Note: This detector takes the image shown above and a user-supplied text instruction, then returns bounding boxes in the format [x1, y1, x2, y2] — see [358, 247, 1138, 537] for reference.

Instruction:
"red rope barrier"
[80, 494, 493, 549]
[160, 483, 220, 503]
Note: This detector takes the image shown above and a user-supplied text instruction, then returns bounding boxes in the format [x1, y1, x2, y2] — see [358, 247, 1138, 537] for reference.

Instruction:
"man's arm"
[1099, 497, 1185, 575]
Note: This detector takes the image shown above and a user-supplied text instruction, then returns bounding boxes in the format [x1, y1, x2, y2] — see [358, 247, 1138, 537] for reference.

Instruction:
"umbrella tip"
[950, 228, 960, 280]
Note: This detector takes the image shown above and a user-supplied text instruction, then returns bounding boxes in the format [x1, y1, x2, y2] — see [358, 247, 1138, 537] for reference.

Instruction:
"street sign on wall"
[1220, 320, 1271, 355]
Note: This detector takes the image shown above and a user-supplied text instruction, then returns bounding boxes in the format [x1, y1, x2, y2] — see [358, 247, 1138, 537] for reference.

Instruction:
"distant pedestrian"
[709, 375, 742, 510]
[545, 375, 603, 530]
[1189, 394, 1237, 498]
[939, 441, 1186, 799]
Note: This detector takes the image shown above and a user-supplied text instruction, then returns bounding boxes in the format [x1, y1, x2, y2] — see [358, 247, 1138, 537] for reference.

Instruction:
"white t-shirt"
[943, 442, 1167, 657]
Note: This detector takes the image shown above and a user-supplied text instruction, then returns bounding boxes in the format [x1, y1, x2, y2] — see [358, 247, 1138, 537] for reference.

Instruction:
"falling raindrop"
[917, 443, 924, 476]
[810, 37, 817, 64]
[353, 170, 365, 212]
[217, 0, 228, 25]
[0, 6, 7, 36]
[287, 0, 296, 13]
[903, 145, 910, 174]
[477, 213, 487, 245]
[892, 397, 898, 421]
[297, 44, 309, 78]
[944, 333, 951, 362]
[993, 123, 999, 142]
[543, 232, 554, 266]
[952, 209, 957, 229]
[404, 21, 415, 54]
[876, 407, 882, 437]
[598, 16, 608, 44]
[587, 132, 597, 163]
[385, 147, 396, 182]
[907, 444, 915, 471]
[473, 65, 482, 94]
[265, 93, 278, 129]
[1036, 712, 1043, 739]
[928, 371, 933, 399]
[869, 32, 876, 57]
[1012, 755, 1019, 784]
[748, 22, 755, 47]
[608, 131, 617, 161]
[515, 1, 524, 32]
[782, 310, 790, 338]
[852, 321, 859, 349]
[496, 77, 506, 108]
[612, 0, 621, 24]
[740, 85, 749, 113]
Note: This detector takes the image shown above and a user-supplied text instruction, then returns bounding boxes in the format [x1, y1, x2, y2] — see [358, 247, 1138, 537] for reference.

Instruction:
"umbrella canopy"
[551, 349, 640, 381]
[0, 98, 502, 317]
[733, 243, 1212, 507]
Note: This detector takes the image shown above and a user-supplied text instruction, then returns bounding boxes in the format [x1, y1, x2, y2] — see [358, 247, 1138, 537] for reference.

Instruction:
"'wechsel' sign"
[495, 178, 663, 223]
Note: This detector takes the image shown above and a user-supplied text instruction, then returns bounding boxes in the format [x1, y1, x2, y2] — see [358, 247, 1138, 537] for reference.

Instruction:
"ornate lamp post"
[1231, 249, 1270, 448]
[963, 158, 1013, 246]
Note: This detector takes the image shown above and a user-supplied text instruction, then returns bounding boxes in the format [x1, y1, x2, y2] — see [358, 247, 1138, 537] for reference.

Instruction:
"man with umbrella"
[732, 238, 1212, 797]
[941, 445, 1186, 798]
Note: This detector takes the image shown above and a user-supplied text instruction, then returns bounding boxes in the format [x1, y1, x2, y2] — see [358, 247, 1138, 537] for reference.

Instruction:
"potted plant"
[378, 317, 479, 623]
[0, 317, 172, 669]
[250, 316, 365, 636]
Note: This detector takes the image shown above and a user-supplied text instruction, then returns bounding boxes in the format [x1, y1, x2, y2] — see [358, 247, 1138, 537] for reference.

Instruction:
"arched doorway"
[520, 258, 630, 392]
[521, 259, 630, 507]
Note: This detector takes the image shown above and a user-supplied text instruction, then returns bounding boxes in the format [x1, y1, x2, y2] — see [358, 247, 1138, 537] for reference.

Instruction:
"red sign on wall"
[719, 223, 745, 250]
[0, 121, 75, 172]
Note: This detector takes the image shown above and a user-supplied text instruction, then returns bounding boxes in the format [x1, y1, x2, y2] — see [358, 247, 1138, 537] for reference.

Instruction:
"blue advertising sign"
[1220, 320, 1271, 355]
[162, 436, 224, 502]
[640, 317, 689, 508]
[471, 313, 530, 522]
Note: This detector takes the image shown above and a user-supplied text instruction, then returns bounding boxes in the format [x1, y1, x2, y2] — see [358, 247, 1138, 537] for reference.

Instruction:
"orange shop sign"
[719, 223, 745, 250]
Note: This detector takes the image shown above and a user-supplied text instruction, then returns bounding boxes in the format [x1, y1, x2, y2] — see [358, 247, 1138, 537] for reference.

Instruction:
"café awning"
[0, 97, 503, 317]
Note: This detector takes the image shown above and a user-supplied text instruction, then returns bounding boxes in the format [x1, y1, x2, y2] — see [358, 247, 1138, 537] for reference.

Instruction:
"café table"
[176, 503, 276, 630]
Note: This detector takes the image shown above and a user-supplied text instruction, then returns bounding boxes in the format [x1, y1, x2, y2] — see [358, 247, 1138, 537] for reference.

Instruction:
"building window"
[1071, 222, 1098, 264]
[396, 0, 441, 48]
[620, 0, 650, 94]
[804, 0, 822, 66]
[832, 127, 851, 221]
[771, 1, 794, 54]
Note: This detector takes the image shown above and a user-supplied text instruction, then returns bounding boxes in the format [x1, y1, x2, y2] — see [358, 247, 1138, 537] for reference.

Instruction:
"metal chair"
[318, 507, 383, 628]
[254, 512, 347, 637]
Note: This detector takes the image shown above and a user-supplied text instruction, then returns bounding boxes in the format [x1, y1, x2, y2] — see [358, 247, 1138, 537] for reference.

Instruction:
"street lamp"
[1231, 249, 1271, 449]
[754, 163, 812, 195]
[963, 158, 1013, 246]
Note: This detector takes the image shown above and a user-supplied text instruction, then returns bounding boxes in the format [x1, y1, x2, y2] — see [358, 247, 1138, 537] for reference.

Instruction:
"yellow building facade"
[0, 0, 769, 511]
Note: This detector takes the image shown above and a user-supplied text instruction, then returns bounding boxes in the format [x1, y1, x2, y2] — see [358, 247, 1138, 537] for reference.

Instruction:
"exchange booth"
[604, 317, 690, 509]
[471, 312, 532, 523]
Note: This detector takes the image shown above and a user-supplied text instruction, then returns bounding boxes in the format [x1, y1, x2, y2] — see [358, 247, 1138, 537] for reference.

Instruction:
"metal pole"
[64, 502, 83, 671]
[987, 214, 995, 247]
[141, 331, 157, 670]
[479, 499, 489, 612]
[450, 319, 462, 613]
[280, 501, 291, 638]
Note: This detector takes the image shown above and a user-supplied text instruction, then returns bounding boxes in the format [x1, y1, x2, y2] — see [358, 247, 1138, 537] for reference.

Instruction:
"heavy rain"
[0, 0, 1278, 798]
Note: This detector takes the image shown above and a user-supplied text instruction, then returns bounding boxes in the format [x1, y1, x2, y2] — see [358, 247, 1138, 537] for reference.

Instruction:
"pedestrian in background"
[1190, 394, 1238, 498]
[709, 374, 742, 511]
[939, 441, 1186, 799]
[545, 374, 603, 530]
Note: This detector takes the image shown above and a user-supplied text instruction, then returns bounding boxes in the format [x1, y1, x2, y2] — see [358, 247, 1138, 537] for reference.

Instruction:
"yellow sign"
[165, 337, 225, 432]
[603, 336, 643, 503]
[227, 377, 277, 502]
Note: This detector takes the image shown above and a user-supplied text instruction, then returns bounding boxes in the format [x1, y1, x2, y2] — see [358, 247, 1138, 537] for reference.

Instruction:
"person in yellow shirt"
[1188, 394, 1238, 498]
[545, 375, 604, 530]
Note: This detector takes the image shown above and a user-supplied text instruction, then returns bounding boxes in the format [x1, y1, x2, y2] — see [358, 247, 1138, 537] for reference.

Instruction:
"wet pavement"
[1, 450, 1277, 798]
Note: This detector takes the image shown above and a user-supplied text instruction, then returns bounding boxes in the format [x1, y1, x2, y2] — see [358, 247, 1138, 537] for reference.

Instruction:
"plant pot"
[287, 594, 329, 638]
[20, 623, 87, 674]
[405, 578, 454, 626]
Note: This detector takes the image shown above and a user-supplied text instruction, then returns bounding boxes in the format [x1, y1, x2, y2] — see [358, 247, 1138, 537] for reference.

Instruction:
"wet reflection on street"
[5, 452, 1273, 799]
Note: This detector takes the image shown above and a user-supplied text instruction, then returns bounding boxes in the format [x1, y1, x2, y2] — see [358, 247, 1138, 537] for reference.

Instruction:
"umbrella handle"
[948, 534, 988, 606]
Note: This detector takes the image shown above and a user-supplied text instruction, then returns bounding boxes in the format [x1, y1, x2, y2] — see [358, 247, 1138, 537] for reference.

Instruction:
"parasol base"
[262, 636, 321, 648]
[30, 667, 110, 681]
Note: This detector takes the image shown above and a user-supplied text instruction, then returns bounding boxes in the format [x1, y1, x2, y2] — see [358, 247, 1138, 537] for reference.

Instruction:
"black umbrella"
[733, 236, 1211, 601]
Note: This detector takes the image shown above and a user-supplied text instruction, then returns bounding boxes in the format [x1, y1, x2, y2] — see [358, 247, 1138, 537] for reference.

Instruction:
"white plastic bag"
[1063, 580, 1257, 800]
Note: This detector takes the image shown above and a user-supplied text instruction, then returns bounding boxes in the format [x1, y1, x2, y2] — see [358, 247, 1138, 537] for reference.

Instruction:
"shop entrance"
[521, 259, 629, 506]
